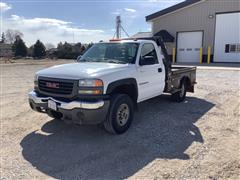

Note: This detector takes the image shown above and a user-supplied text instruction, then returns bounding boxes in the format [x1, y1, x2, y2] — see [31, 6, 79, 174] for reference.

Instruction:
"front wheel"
[103, 94, 134, 134]
[171, 81, 187, 102]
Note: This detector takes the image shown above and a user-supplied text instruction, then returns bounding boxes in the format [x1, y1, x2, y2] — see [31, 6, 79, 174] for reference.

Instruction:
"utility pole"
[116, 16, 121, 39]
[113, 16, 129, 39]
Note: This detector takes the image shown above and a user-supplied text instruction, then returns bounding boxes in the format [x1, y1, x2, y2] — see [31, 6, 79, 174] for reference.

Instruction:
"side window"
[140, 43, 158, 65]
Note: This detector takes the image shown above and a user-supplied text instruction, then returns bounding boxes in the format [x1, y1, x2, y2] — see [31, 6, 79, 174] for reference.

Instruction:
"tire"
[103, 94, 134, 134]
[172, 80, 187, 102]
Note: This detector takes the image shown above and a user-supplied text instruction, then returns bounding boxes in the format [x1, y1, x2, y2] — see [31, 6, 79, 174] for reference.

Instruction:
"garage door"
[177, 31, 203, 63]
[214, 12, 240, 63]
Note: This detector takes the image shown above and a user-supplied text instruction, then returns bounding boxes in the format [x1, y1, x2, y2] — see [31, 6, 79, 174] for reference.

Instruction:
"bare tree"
[1, 32, 6, 43]
[5, 29, 23, 44]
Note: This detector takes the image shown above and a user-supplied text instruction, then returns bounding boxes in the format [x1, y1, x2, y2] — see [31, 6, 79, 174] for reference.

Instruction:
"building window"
[225, 44, 240, 53]
[230, 44, 236, 52]
[237, 44, 240, 52]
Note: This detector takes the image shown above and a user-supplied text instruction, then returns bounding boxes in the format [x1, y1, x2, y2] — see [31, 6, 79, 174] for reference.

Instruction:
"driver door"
[137, 43, 165, 102]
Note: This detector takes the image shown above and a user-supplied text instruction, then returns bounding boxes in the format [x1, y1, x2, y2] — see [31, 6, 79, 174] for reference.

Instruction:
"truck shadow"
[20, 95, 214, 179]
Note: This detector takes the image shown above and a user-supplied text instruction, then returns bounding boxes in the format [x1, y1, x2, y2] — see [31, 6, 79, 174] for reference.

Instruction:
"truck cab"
[29, 38, 196, 134]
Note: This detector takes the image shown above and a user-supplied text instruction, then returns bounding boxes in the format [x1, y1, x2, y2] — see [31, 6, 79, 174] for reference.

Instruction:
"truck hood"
[36, 62, 130, 80]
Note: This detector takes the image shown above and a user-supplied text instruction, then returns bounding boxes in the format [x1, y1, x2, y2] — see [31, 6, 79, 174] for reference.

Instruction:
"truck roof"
[102, 39, 156, 44]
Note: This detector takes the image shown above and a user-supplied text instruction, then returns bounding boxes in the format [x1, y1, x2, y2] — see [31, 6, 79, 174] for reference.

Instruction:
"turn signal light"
[78, 89, 103, 95]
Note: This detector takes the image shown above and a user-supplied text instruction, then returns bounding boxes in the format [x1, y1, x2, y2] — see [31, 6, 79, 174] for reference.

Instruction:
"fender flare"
[106, 78, 138, 100]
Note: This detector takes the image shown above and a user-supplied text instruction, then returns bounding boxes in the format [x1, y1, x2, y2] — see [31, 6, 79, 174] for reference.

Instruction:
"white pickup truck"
[29, 37, 196, 134]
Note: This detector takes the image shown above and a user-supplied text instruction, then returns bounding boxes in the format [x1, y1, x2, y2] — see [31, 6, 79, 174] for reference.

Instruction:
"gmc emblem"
[46, 82, 60, 89]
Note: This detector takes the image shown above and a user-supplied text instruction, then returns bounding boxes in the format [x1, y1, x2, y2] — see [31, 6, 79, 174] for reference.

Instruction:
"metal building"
[146, 0, 240, 63]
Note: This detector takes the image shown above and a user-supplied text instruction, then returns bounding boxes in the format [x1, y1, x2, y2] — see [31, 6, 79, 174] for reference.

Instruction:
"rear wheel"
[103, 94, 134, 134]
[172, 80, 187, 102]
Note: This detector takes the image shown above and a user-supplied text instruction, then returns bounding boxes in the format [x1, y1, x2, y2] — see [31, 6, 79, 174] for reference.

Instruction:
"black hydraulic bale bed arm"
[153, 36, 172, 75]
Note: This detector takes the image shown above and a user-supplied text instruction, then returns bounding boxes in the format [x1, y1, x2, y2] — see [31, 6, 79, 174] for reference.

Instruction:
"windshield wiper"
[79, 58, 127, 64]
[79, 58, 100, 63]
[79, 59, 91, 62]
[103, 58, 127, 64]
[78, 56, 93, 62]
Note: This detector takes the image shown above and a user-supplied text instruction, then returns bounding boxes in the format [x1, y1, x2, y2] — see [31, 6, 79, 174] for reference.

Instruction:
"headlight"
[79, 79, 103, 87]
[34, 75, 38, 89]
[78, 79, 103, 95]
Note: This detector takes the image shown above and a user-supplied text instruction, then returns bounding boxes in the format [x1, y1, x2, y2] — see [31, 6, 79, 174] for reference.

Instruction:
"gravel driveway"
[0, 61, 239, 179]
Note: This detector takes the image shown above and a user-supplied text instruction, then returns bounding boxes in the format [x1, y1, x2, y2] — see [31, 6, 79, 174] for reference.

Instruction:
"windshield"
[79, 43, 139, 64]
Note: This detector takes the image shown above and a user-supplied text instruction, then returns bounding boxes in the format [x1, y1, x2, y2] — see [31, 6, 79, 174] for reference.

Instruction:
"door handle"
[158, 68, 162, 73]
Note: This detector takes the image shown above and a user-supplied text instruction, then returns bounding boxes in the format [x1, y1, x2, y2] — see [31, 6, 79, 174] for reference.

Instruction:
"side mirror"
[139, 56, 155, 66]
[76, 55, 82, 62]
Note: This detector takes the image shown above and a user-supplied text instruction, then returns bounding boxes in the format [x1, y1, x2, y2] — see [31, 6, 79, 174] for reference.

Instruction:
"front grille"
[38, 78, 74, 96]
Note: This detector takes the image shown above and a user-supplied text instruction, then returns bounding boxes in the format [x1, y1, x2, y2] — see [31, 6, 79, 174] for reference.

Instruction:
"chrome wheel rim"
[116, 103, 129, 126]
[180, 83, 185, 97]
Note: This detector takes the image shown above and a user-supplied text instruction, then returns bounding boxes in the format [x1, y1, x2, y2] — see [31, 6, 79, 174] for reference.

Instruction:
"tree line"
[1, 29, 93, 59]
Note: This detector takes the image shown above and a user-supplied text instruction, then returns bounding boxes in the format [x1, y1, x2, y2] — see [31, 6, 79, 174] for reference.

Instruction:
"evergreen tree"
[57, 42, 63, 49]
[56, 41, 86, 59]
[12, 36, 27, 57]
[87, 42, 94, 49]
[57, 42, 74, 59]
[33, 40, 46, 58]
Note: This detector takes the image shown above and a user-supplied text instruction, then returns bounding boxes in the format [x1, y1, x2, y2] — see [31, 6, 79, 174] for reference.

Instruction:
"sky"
[0, 0, 183, 47]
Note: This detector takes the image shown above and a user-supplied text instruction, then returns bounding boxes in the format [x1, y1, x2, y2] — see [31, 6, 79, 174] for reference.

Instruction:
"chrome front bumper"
[28, 91, 104, 110]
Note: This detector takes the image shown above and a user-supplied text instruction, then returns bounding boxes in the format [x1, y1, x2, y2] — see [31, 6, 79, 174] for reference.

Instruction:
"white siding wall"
[214, 13, 240, 62]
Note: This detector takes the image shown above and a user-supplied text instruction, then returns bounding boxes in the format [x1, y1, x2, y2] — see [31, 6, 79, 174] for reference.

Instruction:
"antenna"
[113, 16, 129, 39]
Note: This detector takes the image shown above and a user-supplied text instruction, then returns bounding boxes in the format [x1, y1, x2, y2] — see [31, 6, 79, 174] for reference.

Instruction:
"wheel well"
[110, 84, 138, 103]
[181, 76, 191, 90]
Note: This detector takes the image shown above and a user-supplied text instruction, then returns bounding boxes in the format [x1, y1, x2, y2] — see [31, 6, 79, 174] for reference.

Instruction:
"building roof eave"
[146, 0, 203, 22]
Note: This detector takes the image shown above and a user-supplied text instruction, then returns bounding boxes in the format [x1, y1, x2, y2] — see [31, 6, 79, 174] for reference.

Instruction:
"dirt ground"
[0, 60, 239, 180]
